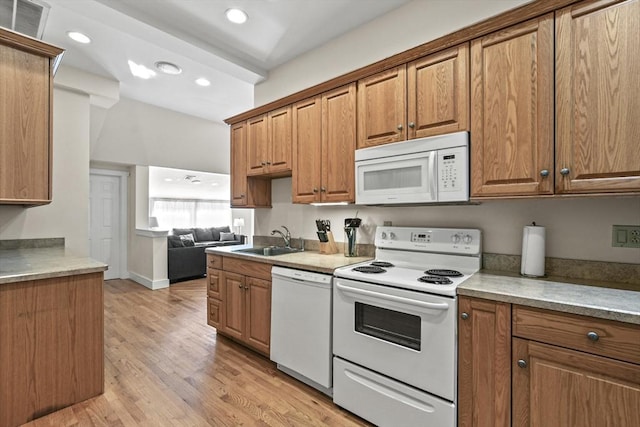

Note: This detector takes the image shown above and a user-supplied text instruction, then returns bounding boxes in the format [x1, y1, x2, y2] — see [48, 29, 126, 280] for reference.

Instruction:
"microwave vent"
[0, 0, 50, 39]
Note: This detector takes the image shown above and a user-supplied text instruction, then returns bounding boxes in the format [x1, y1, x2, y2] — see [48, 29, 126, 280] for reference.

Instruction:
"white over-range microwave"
[355, 131, 469, 205]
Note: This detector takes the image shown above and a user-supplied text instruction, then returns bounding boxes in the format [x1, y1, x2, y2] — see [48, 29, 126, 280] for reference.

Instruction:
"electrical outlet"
[612, 225, 640, 248]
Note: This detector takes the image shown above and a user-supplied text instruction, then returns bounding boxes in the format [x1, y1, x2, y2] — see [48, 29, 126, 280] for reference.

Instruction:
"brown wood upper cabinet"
[555, 0, 640, 193]
[470, 14, 554, 197]
[292, 83, 356, 204]
[230, 122, 271, 208]
[357, 43, 470, 149]
[0, 28, 63, 205]
[246, 106, 292, 177]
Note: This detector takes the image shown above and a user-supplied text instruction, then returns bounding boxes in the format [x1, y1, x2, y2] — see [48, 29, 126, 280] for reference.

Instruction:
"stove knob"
[463, 234, 473, 244]
[389, 232, 396, 239]
[381, 232, 387, 239]
[451, 234, 461, 244]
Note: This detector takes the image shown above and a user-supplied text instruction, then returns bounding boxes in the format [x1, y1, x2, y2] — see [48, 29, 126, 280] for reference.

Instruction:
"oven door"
[355, 151, 437, 205]
[333, 277, 456, 401]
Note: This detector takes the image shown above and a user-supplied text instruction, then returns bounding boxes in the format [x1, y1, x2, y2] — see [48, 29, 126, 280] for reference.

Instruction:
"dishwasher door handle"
[335, 283, 450, 311]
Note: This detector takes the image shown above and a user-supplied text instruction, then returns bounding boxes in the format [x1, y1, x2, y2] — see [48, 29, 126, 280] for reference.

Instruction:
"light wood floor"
[22, 278, 371, 427]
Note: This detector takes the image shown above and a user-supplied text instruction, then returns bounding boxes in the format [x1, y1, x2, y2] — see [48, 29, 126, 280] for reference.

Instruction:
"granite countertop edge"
[0, 247, 108, 285]
[458, 271, 640, 325]
[205, 245, 372, 274]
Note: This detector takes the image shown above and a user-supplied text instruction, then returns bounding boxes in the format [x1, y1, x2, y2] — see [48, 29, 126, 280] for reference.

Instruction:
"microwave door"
[356, 151, 437, 205]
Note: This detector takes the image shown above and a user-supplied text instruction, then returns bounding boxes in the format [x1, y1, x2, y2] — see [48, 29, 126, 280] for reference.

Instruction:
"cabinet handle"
[540, 169, 549, 177]
[560, 167, 570, 176]
[408, 122, 415, 128]
[461, 312, 469, 320]
[397, 124, 403, 131]
[587, 331, 599, 342]
[517, 359, 528, 369]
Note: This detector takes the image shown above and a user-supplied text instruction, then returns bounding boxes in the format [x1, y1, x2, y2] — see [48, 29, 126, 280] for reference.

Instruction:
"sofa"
[168, 226, 245, 283]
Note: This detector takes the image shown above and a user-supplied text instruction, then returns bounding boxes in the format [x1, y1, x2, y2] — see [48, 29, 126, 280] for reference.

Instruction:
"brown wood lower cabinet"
[206, 254, 271, 356]
[458, 296, 640, 427]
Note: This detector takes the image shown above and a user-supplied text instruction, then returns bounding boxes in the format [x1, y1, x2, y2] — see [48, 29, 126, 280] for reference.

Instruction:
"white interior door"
[90, 174, 121, 280]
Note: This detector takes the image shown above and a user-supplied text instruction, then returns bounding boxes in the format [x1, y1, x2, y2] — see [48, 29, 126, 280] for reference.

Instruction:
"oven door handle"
[335, 283, 450, 311]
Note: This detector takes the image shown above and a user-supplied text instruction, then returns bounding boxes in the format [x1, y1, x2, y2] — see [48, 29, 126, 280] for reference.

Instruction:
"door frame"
[90, 168, 129, 279]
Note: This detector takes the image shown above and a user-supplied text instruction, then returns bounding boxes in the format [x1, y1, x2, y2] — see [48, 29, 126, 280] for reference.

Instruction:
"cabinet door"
[207, 297, 220, 329]
[245, 277, 271, 356]
[322, 83, 356, 203]
[292, 96, 322, 203]
[458, 296, 511, 427]
[230, 122, 248, 206]
[407, 43, 469, 139]
[207, 268, 222, 299]
[556, 0, 640, 193]
[512, 338, 640, 427]
[246, 115, 269, 176]
[357, 65, 407, 148]
[220, 272, 244, 341]
[268, 106, 292, 174]
[470, 15, 554, 197]
[0, 44, 50, 203]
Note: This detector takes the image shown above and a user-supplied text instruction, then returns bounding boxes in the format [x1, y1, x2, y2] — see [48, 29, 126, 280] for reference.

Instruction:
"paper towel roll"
[520, 225, 546, 277]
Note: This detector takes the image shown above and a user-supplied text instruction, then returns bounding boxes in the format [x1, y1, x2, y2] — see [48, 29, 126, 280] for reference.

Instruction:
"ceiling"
[35, 0, 411, 122]
[149, 166, 230, 200]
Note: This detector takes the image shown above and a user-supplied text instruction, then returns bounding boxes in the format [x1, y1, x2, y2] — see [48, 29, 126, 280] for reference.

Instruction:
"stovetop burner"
[425, 269, 463, 277]
[418, 275, 453, 285]
[370, 261, 395, 268]
[353, 265, 387, 274]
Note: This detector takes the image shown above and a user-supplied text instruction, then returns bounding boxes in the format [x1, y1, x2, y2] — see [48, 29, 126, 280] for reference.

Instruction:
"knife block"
[319, 231, 338, 254]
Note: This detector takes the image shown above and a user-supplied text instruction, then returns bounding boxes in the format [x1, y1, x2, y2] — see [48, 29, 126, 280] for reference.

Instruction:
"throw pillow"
[179, 233, 196, 247]
[219, 232, 236, 241]
[167, 235, 185, 248]
[172, 228, 194, 237]
[210, 226, 231, 241]
[194, 227, 214, 242]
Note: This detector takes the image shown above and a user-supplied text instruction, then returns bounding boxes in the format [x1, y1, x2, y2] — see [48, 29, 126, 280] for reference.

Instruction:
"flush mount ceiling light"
[67, 31, 91, 44]
[225, 8, 248, 24]
[195, 77, 211, 87]
[128, 60, 156, 79]
[155, 61, 182, 75]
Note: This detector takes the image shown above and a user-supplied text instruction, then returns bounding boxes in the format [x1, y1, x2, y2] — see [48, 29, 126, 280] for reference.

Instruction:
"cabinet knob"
[397, 124, 403, 131]
[560, 167, 570, 176]
[517, 359, 528, 369]
[266, 161, 271, 165]
[244, 285, 249, 290]
[540, 169, 549, 177]
[461, 312, 469, 320]
[321, 187, 326, 192]
[240, 194, 245, 198]
[238, 284, 242, 289]
[408, 122, 415, 128]
[587, 331, 599, 342]
[261, 161, 267, 166]
[313, 188, 319, 193]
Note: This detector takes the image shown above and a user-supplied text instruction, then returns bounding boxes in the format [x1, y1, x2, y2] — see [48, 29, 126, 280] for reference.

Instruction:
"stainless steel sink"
[233, 246, 302, 256]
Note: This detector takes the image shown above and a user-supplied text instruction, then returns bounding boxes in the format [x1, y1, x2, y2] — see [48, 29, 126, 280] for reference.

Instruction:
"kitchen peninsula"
[0, 240, 107, 427]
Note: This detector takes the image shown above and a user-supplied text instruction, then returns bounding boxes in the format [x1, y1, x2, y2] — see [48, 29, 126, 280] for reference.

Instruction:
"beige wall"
[253, 0, 640, 265]
[0, 88, 91, 255]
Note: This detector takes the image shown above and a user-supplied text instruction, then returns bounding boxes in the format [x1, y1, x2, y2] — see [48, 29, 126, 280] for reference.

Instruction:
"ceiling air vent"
[0, 0, 50, 39]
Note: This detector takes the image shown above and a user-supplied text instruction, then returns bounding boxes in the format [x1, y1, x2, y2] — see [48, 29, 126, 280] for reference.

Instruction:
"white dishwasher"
[270, 266, 333, 395]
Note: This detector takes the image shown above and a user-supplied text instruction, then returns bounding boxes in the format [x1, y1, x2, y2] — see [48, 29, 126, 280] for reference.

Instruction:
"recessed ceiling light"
[164, 178, 173, 182]
[155, 61, 182, 75]
[128, 60, 156, 79]
[225, 8, 248, 24]
[67, 31, 91, 44]
[211, 183, 219, 186]
[195, 77, 211, 87]
[192, 179, 202, 184]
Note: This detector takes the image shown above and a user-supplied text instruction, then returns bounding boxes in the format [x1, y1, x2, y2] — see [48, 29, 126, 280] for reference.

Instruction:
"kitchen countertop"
[0, 247, 108, 285]
[458, 271, 640, 325]
[205, 245, 372, 274]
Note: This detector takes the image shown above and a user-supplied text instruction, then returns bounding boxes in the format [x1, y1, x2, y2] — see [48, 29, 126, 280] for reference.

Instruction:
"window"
[150, 198, 231, 229]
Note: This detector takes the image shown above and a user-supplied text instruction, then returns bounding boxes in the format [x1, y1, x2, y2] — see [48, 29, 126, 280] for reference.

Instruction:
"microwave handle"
[429, 152, 437, 200]
[335, 282, 450, 311]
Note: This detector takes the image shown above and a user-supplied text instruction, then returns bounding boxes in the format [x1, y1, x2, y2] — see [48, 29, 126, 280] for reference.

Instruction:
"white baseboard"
[129, 271, 169, 290]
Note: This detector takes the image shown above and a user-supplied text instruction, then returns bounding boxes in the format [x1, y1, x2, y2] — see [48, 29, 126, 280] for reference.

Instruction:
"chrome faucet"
[271, 225, 291, 248]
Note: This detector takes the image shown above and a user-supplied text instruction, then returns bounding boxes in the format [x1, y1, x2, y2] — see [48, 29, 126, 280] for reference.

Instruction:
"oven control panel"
[376, 227, 481, 255]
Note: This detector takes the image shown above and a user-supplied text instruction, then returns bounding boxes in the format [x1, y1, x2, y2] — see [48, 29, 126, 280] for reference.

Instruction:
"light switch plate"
[612, 225, 640, 248]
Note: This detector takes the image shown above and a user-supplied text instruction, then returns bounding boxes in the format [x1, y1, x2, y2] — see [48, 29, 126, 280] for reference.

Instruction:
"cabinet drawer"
[207, 268, 221, 299]
[513, 306, 640, 364]
[223, 257, 272, 281]
[207, 254, 223, 269]
[207, 297, 220, 328]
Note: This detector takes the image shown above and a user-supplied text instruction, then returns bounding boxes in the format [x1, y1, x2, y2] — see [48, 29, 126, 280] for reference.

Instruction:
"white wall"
[253, 0, 640, 265]
[91, 97, 231, 174]
[0, 88, 91, 255]
[255, 0, 530, 105]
